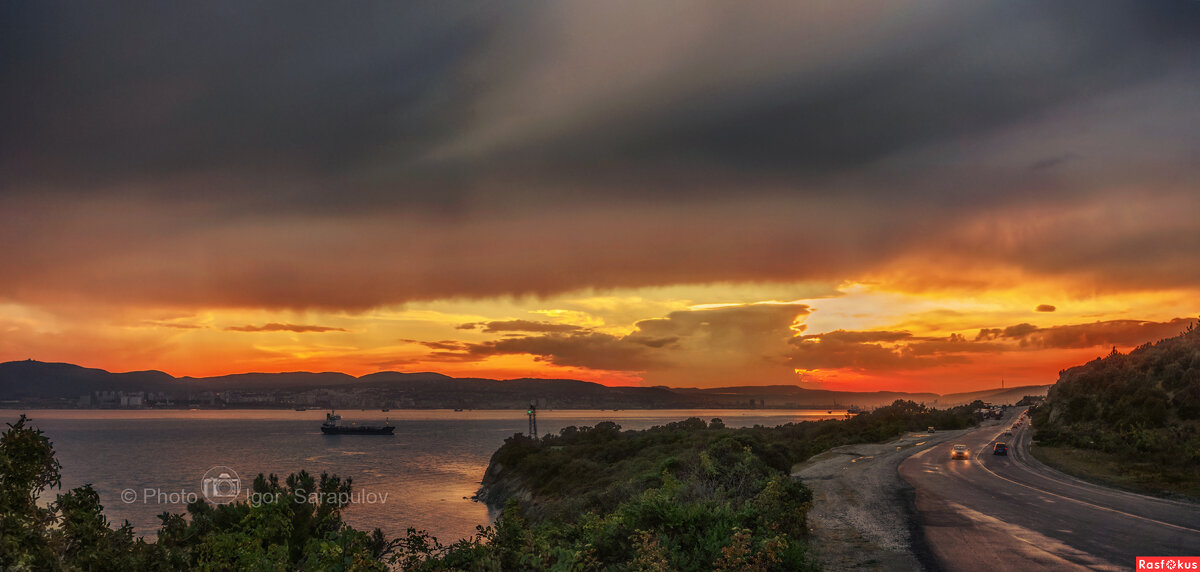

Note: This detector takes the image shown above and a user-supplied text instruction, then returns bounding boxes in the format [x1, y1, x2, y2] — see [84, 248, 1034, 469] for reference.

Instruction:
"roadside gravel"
[792, 428, 971, 571]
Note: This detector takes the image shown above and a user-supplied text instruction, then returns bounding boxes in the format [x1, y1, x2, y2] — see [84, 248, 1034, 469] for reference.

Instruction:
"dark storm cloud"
[0, 1, 510, 210]
[426, 304, 811, 385]
[790, 337, 968, 371]
[2, 1, 1199, 310]
[790, 318, 1198, 372]
[632, 304, 811, 344]
[416, 311, 1195, 384]
[799, 330, 913, 344]
[466, 331, 661, 371]
[1005, 324, 1040, 339]
[789, 330, 1002, 372]
[433, 1, 1200, 205]
[400, 339, 467, 352]
[975, 318, 1196, 350]
[1029, 155, 1074, 172]
[476, 320, 586, 333]
[4, 1, 1198, 205]
[976, 323, 1039, 341]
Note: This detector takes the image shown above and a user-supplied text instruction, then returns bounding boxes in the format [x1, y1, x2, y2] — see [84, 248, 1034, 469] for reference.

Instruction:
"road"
[899, 409, 1200, 571]
[794, 427, 969, 571]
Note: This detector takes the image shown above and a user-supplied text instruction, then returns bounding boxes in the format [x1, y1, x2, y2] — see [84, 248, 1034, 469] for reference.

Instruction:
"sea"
[2, 409, 844, 543]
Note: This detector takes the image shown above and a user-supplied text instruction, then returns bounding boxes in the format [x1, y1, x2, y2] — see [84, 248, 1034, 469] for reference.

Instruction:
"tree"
[0, 414, 61, 569]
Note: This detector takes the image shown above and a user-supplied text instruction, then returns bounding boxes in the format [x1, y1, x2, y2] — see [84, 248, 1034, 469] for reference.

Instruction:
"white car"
[951, 444, 970, 459]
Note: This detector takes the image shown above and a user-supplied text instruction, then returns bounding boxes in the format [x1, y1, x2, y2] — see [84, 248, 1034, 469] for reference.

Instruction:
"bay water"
[4, 409, 843, 542]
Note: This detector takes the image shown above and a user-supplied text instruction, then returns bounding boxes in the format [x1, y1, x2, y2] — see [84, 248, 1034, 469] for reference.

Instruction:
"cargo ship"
[320, 411, 395, 435]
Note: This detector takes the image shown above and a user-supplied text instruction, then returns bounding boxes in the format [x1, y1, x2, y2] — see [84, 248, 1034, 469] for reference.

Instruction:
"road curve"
[899, 409, 1200, 571]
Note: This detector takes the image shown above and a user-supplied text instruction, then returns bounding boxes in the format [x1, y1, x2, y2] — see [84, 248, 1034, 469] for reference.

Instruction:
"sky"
[2, 1, 1198, 393]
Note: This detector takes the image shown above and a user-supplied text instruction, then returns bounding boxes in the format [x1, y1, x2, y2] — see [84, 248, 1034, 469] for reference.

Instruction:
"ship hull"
[321, 425, 395, 435]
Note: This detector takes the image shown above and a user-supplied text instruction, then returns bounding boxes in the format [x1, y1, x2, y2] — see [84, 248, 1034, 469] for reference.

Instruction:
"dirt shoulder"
[792, 427, 972, 571]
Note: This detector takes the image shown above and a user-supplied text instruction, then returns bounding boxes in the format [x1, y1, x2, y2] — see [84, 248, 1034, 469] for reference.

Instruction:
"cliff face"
[474, 460, 534, 509]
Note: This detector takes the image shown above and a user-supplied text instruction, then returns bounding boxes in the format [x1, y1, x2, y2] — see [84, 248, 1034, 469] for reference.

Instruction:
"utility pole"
[527, 401, 538, 441]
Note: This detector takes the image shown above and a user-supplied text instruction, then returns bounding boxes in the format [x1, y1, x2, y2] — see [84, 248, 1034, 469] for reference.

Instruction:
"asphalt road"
[899, 409, 1200, 571]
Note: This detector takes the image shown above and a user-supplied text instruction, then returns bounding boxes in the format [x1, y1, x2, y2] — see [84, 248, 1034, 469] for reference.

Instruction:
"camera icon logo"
[201, 465, 241, 504]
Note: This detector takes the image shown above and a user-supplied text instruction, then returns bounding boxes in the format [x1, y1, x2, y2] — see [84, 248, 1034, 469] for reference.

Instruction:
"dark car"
[993, 443, 1008, 456]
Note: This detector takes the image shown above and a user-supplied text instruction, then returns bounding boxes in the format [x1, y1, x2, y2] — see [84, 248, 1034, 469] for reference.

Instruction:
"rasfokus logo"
[1137, 557, 1200, 570]
[200, 465, 242, 504]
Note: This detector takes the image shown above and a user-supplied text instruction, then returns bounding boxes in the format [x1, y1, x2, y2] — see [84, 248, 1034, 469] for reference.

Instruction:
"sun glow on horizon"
[3, 280, 1195, 394]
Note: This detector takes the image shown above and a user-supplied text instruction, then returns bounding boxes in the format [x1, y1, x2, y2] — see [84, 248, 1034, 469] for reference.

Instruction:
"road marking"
[972, 432, 1200, 535]
[943, 500, 1122, 571]
[1010, 425, 1199, 512]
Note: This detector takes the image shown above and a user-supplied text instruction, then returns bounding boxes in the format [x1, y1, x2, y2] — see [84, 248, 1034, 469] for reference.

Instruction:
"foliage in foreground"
[438, 399, 981, 570]
[1031, 319, 1200, 494]
[1, 399, 979, 570]
[1, 415, 391, 571]
[481, 399, 980, 524]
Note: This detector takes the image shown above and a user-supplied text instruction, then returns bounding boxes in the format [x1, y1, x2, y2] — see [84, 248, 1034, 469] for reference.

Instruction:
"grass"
[1030, 443, 1200, 501]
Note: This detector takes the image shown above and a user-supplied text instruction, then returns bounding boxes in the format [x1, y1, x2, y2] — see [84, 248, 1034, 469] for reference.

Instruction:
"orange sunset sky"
[2, 2, 1199, 393]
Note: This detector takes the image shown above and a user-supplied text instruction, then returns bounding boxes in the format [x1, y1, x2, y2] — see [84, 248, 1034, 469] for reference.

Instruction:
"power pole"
[527, 402, 538, 441]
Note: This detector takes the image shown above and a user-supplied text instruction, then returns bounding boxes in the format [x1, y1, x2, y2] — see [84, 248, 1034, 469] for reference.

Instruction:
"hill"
[684, 384, 1050, 408]
[940, 384, 1051, 407]
[1030, 319, 1200, 498]
[1, 359, 1045, 410]
[0, 361, 175, 399]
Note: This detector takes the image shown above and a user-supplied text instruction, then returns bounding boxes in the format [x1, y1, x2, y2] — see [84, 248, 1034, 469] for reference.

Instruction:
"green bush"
[2, 399, 978, 570]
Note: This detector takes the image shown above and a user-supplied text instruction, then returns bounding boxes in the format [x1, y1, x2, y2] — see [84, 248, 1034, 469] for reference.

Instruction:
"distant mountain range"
[0, 360, 1051, 410]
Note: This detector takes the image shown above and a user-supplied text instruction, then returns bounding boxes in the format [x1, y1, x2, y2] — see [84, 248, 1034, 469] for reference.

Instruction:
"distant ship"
[320, 411, 395, 435]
